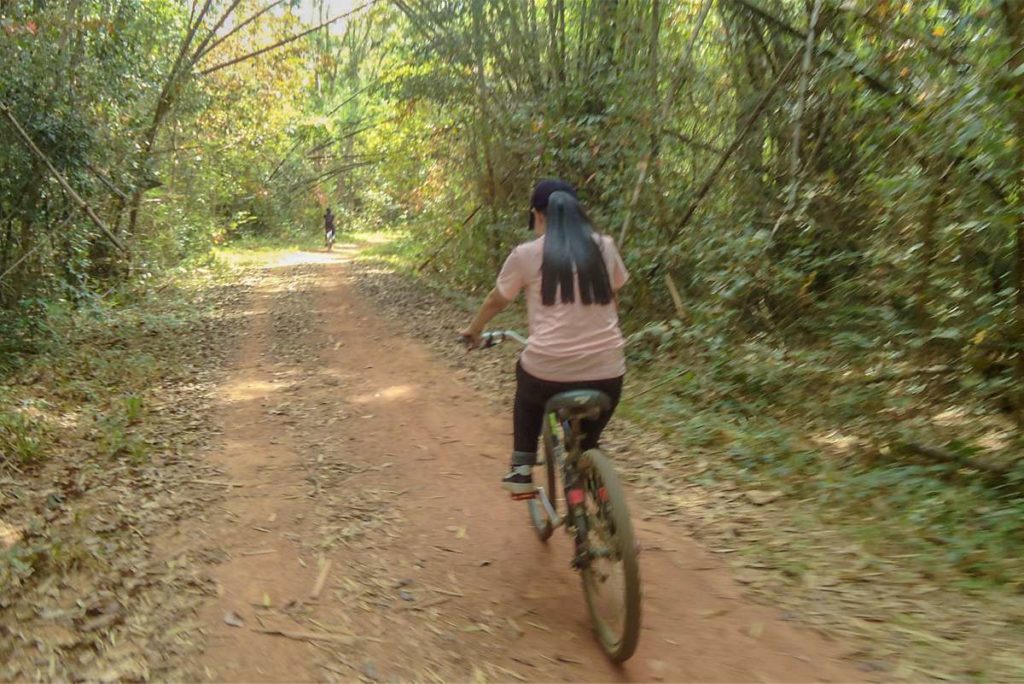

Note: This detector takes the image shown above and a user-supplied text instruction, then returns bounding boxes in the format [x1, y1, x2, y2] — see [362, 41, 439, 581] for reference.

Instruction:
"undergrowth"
[623, 338, 1024, 593]
[0, 253, 234, 592]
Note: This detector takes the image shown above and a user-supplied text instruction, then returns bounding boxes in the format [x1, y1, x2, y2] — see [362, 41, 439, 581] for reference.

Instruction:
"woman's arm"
[461, 287, 511, 348]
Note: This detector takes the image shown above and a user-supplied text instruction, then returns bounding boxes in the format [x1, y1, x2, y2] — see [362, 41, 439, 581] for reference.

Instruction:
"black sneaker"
[501, 466, 535, 495]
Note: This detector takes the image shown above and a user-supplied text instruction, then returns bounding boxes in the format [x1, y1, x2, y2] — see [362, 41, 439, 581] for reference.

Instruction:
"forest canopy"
[3, 1, 1024, 495]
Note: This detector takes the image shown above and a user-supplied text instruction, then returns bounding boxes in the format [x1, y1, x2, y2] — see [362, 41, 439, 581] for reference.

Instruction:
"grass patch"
[214, 234, 320, 267]
[349, 229, 422, 270]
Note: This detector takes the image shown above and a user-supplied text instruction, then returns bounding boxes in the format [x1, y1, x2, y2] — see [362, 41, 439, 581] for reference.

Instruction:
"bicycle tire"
[577, 448, 641, 663]
[526, 419, 558, 541]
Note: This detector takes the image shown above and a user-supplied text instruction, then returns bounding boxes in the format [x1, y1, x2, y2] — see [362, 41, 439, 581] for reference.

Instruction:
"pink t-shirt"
[496, 234, 629, 382]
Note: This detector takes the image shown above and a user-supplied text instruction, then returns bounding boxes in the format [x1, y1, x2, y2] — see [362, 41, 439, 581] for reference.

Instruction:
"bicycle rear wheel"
[576, 448, 640, 663]
[526, 417, 559, 541]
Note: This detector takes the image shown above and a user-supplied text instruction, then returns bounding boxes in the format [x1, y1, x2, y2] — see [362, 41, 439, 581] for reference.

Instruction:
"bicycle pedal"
[510, 491, 537, 501]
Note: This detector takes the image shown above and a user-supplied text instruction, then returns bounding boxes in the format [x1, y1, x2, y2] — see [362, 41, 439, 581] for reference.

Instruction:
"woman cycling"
[461, 179, 629, 495]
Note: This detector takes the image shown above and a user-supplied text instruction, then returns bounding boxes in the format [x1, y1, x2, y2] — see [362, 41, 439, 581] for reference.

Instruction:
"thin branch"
[417, 206, 483, 273]
[730, 0, 898, 97]
[0, 103, 126, 252]
[840, 4, 971, 71]
[663, 128, 726, 155]
[325, 82, 375, 118]
[189, 0, 246, 63]
[195, 0, 287, 62]
[0, 213, 78, 288]
[265, 138, 308, 184]
[417, 120, 552, 275]
[287, 159, 381, 190]
[267, 116, 395, 184]
[901, 442, 1013, 481]
[307, 117, 398, 157]
[1000, 43, 1024, 72]
[729, 0, 1011, 208]
[0, 241, 43, 286]
[200, 0, 381, 77]
[86, 164, 130, 202]
[789, 0, 822, 189]
[391, 0, 446, 54]
[142, 0, 215, 154]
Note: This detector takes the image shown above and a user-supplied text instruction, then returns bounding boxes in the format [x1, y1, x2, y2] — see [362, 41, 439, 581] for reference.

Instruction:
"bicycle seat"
[546, 390, 611, 419]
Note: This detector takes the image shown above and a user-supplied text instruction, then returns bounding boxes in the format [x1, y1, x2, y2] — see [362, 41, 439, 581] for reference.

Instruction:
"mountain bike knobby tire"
[526, 419, 559, 541]
[577, 448, 641, 663]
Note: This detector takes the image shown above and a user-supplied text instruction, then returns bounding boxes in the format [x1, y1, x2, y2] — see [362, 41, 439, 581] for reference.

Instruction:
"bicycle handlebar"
[461, 330, 527, 349]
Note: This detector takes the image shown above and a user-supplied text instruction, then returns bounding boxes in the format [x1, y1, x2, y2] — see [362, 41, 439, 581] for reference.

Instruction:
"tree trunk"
[914, 161, 954, 324]
[470, 0, 499, 267]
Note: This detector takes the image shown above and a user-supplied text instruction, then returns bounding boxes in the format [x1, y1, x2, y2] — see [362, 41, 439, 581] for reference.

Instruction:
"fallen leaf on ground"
[745, 490, 782, 505]
[0, 519, 22, 549]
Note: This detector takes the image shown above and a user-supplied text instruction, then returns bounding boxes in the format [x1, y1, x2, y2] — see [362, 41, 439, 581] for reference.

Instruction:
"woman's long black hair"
[541, 191, 613, 306]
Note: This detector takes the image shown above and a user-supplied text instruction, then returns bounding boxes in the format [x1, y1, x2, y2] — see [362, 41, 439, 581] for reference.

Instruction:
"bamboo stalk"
[671, 50, 801, 240]
[0, 103, 126, 252]
[619, 0, 715, 247]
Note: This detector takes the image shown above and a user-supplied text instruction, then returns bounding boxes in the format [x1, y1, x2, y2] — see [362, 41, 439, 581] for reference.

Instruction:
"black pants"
[513, 361, 623, 460]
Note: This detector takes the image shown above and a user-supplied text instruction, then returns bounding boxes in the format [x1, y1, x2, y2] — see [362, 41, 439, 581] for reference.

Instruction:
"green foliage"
[317, 0, 1024, 424]
[646, 339, 1024, 579]
[0, 405, 45, 466]
[0, 0, 321, 342]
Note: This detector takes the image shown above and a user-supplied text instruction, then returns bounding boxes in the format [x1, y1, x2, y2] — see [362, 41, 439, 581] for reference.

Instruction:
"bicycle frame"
[536, 409, 598, 568]
[533, 412, 569, 526]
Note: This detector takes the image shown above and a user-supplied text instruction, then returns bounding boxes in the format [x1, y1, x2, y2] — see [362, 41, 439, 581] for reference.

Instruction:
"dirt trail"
[160, 246, 863, 682]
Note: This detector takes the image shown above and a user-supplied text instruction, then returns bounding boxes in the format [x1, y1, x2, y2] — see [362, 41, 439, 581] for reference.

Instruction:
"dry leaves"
[0, 267, 257, 681]
[223, 610, 245, 628]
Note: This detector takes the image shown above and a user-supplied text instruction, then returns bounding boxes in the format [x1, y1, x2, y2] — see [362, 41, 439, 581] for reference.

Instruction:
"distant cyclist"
[324, 207, 336, 251]
[461, 179, 629, 495]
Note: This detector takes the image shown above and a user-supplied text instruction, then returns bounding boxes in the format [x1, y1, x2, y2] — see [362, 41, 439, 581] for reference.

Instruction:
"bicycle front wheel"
[577, 448, 641, 663]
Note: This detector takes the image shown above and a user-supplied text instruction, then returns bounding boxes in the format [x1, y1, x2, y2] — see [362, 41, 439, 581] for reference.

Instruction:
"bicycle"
[465, 330, 641, 663]
[324, 229, 336, 252]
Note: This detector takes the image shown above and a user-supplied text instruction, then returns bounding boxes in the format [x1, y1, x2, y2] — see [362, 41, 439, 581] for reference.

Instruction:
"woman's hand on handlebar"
[463, 288, 509, 350]
[460, 327, 483, 350]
